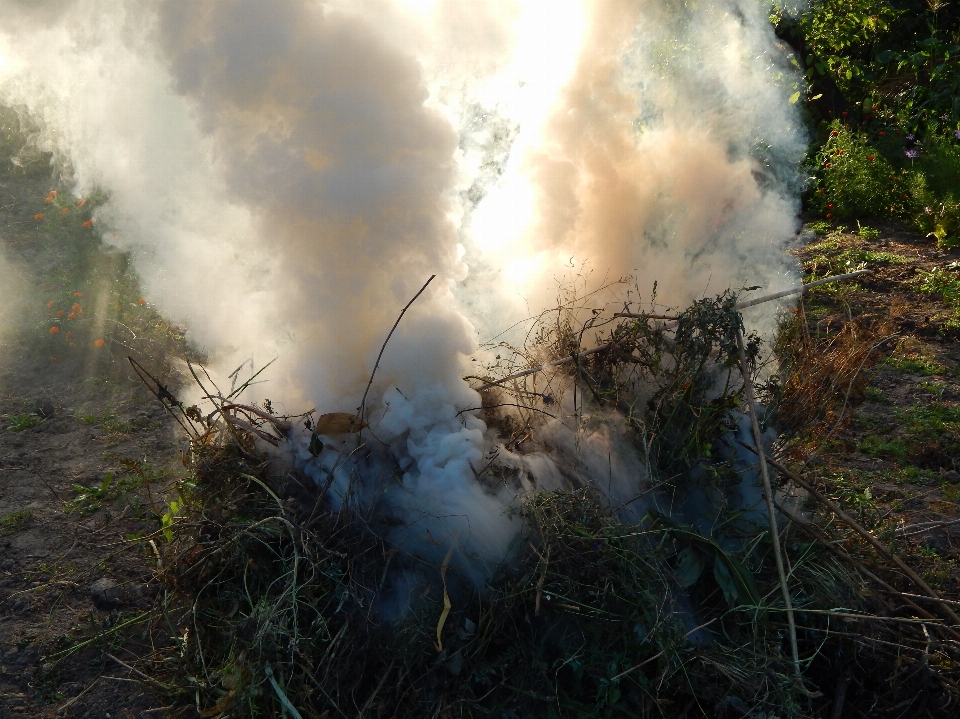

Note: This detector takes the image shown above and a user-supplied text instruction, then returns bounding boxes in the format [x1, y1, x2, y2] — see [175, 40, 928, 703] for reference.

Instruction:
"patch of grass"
[805, 246, 910, 276]
[73, 407, 133, 434]
[0, 510, 33, 536]
[860, 435, 909, 462]
[857, 401, 960, 466]
[881, 354, 946, 376]
[2, 412, 41, 431]
[856, 222, 881, 240]
[807, 220, 834, 235]
[918, 544, 957, 591]
[897, 402, 960, 462]
[887, 465, 940, 486]
[915, 264, 960, 309]
[863, 386, 892, 405]
[805, 235, 843, 254]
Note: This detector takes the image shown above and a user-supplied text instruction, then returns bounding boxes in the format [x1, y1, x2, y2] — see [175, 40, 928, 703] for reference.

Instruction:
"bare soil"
[792, 217, 960, 599]
[1, 170, 182, 718]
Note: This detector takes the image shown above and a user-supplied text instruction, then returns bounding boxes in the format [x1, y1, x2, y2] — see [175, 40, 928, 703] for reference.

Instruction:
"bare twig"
[32, 469, 64, 503]
[740, 442, 960, 626]
[222, 403, 292, 432]
[104, 652, 171, 690]
[896, 517, 960, 537]
[735, 270, 872, 309]
[358, 275, 436, 421]
[736, 328, 800, 674]
[773, 498, 956, 636]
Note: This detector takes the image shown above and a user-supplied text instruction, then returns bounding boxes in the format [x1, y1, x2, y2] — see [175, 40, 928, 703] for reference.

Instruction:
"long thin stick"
[479, 271, 870, 392]
[614, 270, 872, 318]
[775, 498, 960, 642]
[739, 441, 960, 626]
[735, 270, 872, 309]
[735, 328, 800, 674]
[358, 275, 436, 421]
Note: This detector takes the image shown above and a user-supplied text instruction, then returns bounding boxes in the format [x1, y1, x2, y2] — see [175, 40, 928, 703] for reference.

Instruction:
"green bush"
[808, 122, 907, 219]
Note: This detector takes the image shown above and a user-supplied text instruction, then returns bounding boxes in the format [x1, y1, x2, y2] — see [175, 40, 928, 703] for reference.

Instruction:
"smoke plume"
[0, 0, 806, 586]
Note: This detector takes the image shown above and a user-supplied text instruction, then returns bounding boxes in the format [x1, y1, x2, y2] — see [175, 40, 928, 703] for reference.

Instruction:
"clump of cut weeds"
[132, 287, 960, 717]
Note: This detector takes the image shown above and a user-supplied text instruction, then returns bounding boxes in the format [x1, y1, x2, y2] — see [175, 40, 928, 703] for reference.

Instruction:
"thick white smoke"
[0, 0, 806, 587]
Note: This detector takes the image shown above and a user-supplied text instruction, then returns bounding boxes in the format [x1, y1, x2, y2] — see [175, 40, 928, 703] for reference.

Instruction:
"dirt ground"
[789, 218, 960, 598]
[1, 168, 182, 718]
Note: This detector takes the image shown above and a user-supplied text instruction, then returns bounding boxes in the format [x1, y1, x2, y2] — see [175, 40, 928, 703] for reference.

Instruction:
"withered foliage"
[125, 290, 960, 719]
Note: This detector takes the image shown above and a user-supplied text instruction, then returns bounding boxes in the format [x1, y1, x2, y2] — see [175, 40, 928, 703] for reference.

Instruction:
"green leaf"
[100, 472, 114, 491]
[717, 552, 763, 607]
[789, 91, 801, 105]
[674, 547, 704, 588]
[713, 557, 740, 606]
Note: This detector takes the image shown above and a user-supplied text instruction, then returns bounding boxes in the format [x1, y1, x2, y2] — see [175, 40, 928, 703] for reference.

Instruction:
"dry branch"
[739, 441, 960, 627]
[614, 270, 873, 318]
[736, 328, 800, 674]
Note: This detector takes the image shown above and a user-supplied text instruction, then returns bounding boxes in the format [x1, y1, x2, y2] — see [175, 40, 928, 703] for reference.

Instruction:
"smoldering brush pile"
[113, 272, 960, 718]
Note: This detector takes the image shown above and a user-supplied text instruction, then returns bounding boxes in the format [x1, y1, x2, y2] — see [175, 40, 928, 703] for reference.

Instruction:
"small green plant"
[863, 386, 892, 404]
[915, 264, 960, 308]
[920, 381, 947, 400]
[74, 407, 133, 434]
[161, 499, 181, 543]
[807, 220, 834, 235]
[64, 470, 144, 515]
[0, 510, 33, 536]
[3, 412, 41, 431]
[823, 471, 883, 528]
[857, 222, 881, 240]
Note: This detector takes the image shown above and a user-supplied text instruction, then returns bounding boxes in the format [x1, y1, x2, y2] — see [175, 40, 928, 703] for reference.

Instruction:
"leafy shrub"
[808, 122, 906, 219]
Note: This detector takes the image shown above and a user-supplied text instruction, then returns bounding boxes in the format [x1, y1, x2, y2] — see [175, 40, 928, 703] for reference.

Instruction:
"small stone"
[90, 578, 122, 608]
[942, 470, 960, 482]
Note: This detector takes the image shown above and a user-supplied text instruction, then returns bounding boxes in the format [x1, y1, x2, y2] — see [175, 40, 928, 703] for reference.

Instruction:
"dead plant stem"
[742, 442, 960, 627]
[736, 327, 800, 675]
[358, 275, 435, 422]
